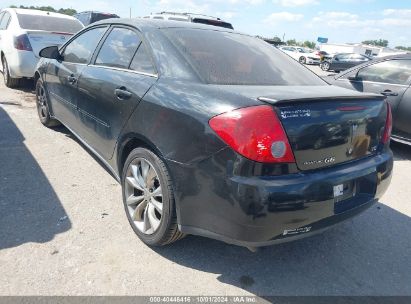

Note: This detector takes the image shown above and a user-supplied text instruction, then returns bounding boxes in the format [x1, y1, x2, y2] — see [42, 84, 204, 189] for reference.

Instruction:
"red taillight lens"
[381, 102, 392, 144]
[209, 105, 295, 163]
[14, 34, 33, 51]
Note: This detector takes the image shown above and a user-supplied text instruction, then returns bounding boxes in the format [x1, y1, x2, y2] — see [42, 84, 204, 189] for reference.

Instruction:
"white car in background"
[0, 8, 83, 87]
[279, 46, 321, 65]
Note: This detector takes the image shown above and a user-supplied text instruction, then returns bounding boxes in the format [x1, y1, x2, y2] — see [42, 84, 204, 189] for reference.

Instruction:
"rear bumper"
[6, 50, 38, 78]
[170, 150, 393, 247]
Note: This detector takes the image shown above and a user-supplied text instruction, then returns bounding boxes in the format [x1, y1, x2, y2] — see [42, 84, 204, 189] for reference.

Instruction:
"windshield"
[17, 14, 83, 33]
[163, 28, 325, 86]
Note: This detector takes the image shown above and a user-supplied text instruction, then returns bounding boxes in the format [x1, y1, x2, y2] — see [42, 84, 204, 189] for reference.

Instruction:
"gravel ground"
[0, 74, 411, 297]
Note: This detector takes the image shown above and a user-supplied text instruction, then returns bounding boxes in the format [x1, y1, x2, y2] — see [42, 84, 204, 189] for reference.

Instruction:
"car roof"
[4, 8, 78, 20]
[92, 17, 236, 33]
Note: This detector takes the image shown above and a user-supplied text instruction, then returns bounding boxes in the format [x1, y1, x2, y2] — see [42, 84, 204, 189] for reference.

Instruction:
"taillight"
[14, 34, 33, 51]
[209, 105, 295, 163]
[381, 102, 392, 144]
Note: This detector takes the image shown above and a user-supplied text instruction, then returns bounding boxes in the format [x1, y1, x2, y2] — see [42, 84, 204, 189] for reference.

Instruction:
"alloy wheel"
[36, 83, 48, 119]
[124, 158, 163, 235]
[3, 59, 8, 84]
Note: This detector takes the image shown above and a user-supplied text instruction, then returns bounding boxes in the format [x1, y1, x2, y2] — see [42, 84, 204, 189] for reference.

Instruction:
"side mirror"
[39, 46, 62, 60]
[347, 75, 359, 81]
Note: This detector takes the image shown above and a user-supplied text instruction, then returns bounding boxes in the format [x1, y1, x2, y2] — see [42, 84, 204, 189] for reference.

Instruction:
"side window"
[95, 27, 141, 69]
[63, 27, 107, 64]
[0, 12, 11, 30]
[357, 60, 411, 85]
[130, 42, 156, 74]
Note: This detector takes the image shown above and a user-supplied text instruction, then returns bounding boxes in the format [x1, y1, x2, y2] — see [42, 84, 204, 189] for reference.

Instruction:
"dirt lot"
[1, 76, 411, 296]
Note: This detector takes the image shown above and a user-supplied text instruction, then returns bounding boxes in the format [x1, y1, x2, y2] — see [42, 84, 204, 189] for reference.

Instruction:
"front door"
[45, 26, 108, 129]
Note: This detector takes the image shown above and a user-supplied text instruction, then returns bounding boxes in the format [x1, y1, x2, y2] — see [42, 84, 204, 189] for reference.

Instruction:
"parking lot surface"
[0, 76, 411, 296]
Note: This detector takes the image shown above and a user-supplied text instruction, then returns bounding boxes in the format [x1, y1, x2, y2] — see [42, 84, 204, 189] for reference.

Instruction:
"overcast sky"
[3, 0, 411, 47]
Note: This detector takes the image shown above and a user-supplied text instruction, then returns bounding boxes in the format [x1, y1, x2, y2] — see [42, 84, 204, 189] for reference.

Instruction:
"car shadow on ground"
[391, 141, 411, 161]
[0, 106, 71, 250]
[154, 203, 411, 295]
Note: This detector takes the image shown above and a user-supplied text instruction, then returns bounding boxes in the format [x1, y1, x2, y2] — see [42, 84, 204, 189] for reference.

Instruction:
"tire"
[320, 62, 330, 71]
[299, 56, 307, 64]
[35, 78, 61, 127]
[122, 147, 184, 246]
[2, 57, 20, 88]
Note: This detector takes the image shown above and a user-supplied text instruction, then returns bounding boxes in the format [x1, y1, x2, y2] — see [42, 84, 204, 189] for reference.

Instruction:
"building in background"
[318, 43, 408, 57]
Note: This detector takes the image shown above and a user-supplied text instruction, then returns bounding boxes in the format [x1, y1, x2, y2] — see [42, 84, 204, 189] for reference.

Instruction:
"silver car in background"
[0, 8, 83, 87]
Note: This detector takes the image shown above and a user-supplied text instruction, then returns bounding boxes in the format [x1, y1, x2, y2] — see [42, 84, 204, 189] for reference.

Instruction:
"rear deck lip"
[258, 95, 385, 105]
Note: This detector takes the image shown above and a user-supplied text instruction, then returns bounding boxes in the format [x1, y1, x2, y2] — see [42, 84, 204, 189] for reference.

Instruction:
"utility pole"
[130, 7, 132, 19]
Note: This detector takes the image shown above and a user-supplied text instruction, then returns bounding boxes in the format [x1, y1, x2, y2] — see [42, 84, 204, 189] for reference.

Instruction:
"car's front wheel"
[299, 56, 307, 64]
[35, 78, 61, 127]
[320, 61, 330, 71]
[2, 57, 20, 88]
[122, 147, 184, 246]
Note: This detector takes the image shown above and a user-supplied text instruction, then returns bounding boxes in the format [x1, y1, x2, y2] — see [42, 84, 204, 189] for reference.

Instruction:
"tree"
[395, 46, 411, 52]
[286, 39, 298, 46]
[303, 40, 316, 49]
[271, 36, 282, 43]
[362, 39, 389, 47]
[9, 5, 77, 16]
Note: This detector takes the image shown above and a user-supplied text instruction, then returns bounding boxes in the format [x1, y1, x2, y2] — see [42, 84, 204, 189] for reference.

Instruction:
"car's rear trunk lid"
[26, 30, 73, 57]
[256, 86, 387, 171]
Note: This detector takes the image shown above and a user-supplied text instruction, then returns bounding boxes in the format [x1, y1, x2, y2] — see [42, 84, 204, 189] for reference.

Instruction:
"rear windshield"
[16, 14, 83, 33]
[192, 18, 233, 30]
[164, 28, 325, 86]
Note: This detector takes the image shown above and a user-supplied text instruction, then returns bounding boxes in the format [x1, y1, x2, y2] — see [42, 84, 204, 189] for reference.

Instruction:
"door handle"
[381, 90, 398, 97]
[67, 75, 77, 84]
[114, 87, 132, 100]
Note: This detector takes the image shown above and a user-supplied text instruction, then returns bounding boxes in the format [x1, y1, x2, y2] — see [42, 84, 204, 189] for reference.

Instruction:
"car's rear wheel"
[35, 79, 61, 127]
[299, 56, 307, 64]
[320, 61, 330, 71]
[2, 57, 20, 88]
[122, 148, 184, 246]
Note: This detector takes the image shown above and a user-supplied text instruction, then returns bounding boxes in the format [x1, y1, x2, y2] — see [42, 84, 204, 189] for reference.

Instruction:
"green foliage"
[395, 46, 411, 52]
[286, 39, 297, 46]
[285, 39, 316, 49]
[362, 39, 389, 47]
[8, 5, 77, 16]
[302, 40, 316, 49]
[271, 36, 282, 42]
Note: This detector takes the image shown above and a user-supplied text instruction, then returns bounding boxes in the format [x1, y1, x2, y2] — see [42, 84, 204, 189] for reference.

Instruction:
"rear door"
[0, 12, 11, 58]
[395, 87, 411, 138]
[331, 54, 349, 71]
[45, 26, 108, 128]
[75, 26, 158, 160]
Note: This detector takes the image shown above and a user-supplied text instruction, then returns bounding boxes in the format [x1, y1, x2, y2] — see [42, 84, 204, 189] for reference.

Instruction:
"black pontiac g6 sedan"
[35, 19, 393, 249]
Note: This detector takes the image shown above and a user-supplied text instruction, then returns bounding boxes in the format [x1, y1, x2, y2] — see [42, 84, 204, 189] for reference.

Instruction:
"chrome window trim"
[88, 64, 158, 78]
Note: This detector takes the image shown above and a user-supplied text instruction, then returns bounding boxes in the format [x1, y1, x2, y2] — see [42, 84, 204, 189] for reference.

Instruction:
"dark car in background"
[321, 53, 371, 72]
[34, 19, 392, 249]
[325, 54, 411, 145]
[74, 11, 119, 26]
